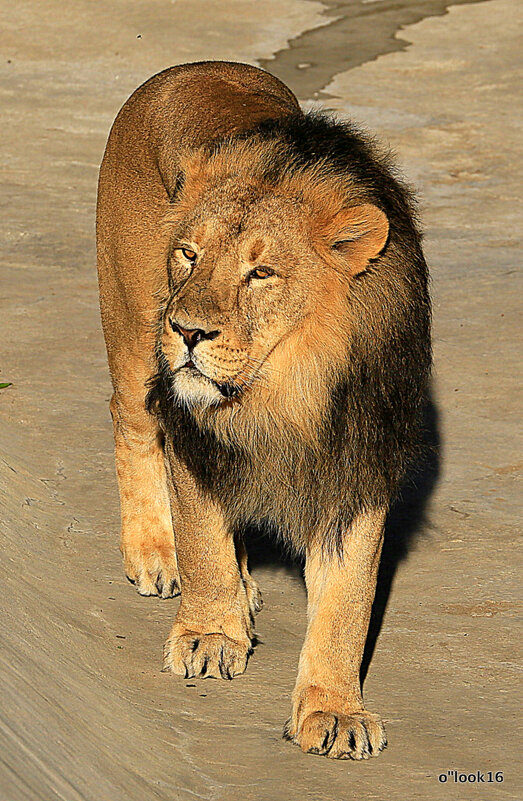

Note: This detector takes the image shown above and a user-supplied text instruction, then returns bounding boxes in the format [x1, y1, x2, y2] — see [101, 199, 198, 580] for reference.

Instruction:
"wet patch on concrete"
[439, 601, 515, 617]
[259, 0, 489, 100]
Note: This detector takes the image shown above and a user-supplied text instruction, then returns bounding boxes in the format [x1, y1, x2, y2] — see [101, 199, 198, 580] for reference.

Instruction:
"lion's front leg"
[285, 508, 387, 759]
[162, 446, 254, 679]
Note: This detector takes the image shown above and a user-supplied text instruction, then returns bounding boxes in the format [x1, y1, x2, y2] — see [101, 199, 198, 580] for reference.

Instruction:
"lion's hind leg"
[110, 392, 180, 598]
[236, 538, 263, 620]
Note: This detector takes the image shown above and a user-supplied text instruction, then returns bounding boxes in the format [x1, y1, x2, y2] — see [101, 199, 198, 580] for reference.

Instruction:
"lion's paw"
[122, 540, 180, 599]
[163, 630, 253, 679]
[243, 575, 263, 618]
[284, 710, 387, 760]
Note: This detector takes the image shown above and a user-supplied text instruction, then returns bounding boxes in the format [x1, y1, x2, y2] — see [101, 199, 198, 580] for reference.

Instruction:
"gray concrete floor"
[0, 1, 521, 799]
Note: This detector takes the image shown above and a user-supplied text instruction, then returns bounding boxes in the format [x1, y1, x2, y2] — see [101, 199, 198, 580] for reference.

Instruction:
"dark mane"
[149, 110, 432, 555]
[216, 110, 424, 252]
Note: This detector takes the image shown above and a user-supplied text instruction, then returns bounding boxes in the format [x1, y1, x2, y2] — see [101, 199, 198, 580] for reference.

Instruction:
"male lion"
[96, 61, 431, 759]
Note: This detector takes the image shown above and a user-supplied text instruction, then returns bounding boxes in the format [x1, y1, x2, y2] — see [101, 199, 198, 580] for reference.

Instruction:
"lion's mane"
[147, 112, 431, 554]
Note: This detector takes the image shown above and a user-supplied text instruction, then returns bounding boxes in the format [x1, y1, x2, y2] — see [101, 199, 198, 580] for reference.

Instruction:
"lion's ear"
[328, 204, 389, 275]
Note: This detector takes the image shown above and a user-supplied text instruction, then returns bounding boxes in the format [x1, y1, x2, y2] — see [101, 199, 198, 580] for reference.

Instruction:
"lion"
[96, 60, 431, 760]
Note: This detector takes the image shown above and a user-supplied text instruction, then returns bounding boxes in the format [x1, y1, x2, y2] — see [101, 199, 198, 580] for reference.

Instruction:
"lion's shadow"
[245, 388, 441, 687]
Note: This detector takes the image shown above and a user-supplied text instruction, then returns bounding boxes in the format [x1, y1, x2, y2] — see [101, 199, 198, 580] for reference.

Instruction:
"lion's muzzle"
[168, 318, 220, 349]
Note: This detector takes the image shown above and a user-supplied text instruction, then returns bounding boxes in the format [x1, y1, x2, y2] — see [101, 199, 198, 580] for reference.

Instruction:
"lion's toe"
[294, 712, 340, 755]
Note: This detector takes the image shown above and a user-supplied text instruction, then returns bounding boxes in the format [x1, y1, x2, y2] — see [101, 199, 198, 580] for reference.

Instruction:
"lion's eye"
[249, 267, 274, 281]
[180, 247, 197, 262]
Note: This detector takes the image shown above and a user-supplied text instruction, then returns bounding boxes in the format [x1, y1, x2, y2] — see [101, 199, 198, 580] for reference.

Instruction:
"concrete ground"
[0, 1, 521, 799]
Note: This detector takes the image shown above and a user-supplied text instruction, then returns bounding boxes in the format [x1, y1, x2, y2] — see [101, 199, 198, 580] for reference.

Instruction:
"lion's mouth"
[177, 359, 242, 400]
[215, 381, 241, 399]
[179, 357, 200, 373]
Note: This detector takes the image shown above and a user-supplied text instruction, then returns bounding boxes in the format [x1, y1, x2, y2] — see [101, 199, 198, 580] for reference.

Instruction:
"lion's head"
[159, 135, 389, 418]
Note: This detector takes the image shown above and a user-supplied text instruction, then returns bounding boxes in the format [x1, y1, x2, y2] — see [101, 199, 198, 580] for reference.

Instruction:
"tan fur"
[97, 61, 393, 758]
[285, 509, 387, 757]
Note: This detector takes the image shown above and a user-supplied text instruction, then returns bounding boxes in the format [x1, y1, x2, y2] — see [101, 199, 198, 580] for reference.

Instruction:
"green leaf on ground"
[0, 382, 12, 389]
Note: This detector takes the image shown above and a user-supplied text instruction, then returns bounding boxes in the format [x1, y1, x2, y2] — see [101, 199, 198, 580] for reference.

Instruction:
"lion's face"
[160, 161, 389, 410]
[161, 186, 318, 406]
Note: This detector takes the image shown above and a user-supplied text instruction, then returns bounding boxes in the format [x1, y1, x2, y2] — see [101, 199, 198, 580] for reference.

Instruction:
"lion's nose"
[169, 319, 220, 350]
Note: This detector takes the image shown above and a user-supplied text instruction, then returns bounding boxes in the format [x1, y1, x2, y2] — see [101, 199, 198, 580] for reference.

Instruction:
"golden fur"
[97, 61, 430, 759]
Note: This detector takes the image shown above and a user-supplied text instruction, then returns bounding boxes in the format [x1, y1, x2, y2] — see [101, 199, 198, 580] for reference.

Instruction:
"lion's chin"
[171, 367, 227, 408]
